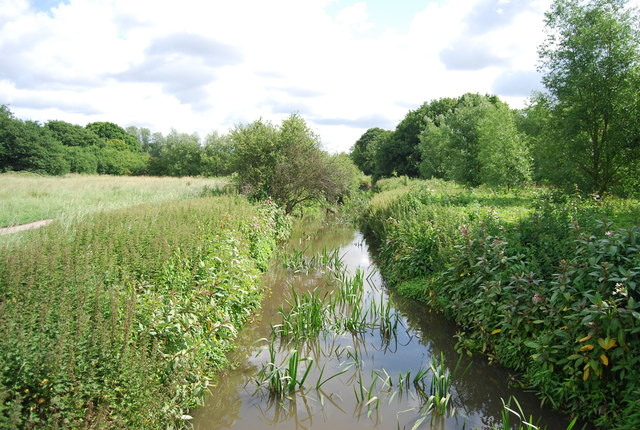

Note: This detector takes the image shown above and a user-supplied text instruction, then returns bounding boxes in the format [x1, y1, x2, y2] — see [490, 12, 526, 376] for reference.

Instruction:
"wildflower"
[532, 293, 543, 304]
[605, 231, 613, 236]
[613, 282, 626, 296]
[460, 226, 468, 235]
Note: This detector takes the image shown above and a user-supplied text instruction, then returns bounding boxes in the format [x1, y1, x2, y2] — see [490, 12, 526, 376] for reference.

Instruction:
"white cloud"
[1, 0, 559, 152]
[336, 2, 373, 33]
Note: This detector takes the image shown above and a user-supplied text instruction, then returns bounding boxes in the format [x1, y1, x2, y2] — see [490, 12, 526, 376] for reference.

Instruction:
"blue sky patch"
[327, 0, 435, 33]
[30, 0, 68, 13]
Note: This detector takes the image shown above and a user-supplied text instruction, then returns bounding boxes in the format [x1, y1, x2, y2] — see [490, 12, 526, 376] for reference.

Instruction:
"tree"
[152, 130, 202, 176]
[231, 114, 355, 214]
[418, 116, 451, 180]
[418, 94, 530, 188]
[538, 0, 640, 194]
[46, 120, 104, 147]
[350, 127, 390, 176]
[201, 131, 234, 176]
[0, 107, 69, 175]
[86, 122, 142, 152]
[376, 97, 459, 179]
[477, 103, 531, 188]
[230, 119, 281, 197]
[418, 94, 492, 186]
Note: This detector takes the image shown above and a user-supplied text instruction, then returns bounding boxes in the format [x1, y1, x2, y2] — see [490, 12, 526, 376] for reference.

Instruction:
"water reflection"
[191, 221, 574, 430]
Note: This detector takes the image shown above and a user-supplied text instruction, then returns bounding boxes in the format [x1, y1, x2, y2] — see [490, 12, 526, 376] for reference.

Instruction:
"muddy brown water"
[191, 221, 577, 430]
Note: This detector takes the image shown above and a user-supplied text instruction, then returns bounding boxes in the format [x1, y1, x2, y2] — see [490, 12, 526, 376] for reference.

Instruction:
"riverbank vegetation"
[360, 178, 640, 428]
[0, 196, 290, 428]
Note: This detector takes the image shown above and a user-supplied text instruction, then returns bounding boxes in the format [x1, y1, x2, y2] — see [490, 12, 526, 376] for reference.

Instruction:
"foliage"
[374, 97, 458, 178]
[537, 0, 640, 195]
[201, 132, 235, 177]
[360, 179, 640, 428]
[231, 114, 359, 214]
[85, 121, 142, 152]
[350, 127, 391, 176]
[477, 102, 532, 188]
[418, 94, 531, 188]
[94, 145, 148, 176]
[0, 108, 69, 175]
[46, 120, 103, 147]
[1, 106, 150, 176]
[0, 195, 289, 428]
[148, 130, 202, 177]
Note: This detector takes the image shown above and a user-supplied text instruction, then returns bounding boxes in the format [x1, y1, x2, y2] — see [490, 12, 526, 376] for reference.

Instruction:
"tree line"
[0, 105, 237, 177]
[350, 0, 639, 197]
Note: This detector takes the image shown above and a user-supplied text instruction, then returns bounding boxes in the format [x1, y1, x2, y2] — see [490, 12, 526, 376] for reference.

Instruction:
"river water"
[191, 221, 574, 430]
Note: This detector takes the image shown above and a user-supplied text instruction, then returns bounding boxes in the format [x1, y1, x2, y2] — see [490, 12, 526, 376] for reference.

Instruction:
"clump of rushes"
[254, 344, 314, 398]
[275, 286, 328, 340]
[0, 197, 289, 428]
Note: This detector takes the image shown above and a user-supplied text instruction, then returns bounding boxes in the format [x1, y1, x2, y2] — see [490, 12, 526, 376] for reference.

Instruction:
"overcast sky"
[0, 0, 582, 152]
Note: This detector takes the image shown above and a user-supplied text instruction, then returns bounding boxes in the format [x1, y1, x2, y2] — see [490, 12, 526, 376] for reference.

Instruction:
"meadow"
[360, 177, 640, 429]
[0, 172, 229, 227]
[0, 176, 290, 428]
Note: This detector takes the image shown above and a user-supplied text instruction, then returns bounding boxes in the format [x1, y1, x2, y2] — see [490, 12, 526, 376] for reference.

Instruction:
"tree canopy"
[231, 114, 360, 213]
[537, 0, 640, 194]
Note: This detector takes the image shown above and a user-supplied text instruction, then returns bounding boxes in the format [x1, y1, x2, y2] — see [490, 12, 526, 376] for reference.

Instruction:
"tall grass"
[0, 172, 230, 227]
[0, 196, 287, 428]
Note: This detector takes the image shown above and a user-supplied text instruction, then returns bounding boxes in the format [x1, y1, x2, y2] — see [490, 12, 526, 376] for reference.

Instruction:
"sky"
[0, 0, 571, 152]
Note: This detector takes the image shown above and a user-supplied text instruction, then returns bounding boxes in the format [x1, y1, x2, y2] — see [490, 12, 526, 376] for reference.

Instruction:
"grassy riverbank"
[0, 195, 289, 428]
[360, 178, 640, 429]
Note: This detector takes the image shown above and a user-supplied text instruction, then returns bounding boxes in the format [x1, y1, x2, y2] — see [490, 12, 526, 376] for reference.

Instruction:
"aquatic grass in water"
[491, 397, 578, 430]
[275, 286, 328, 340]
[254, 345, 314, 398]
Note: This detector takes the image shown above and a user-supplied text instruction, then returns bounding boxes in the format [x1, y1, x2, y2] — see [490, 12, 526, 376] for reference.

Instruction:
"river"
[191, 220, 574, 430]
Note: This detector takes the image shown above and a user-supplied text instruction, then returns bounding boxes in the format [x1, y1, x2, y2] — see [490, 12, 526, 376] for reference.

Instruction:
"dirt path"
[0, 219, 54, 235]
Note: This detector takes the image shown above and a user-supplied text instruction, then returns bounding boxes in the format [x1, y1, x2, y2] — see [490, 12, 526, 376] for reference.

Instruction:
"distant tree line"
[351, 0, 639, 197]
[0, 105, 237, 177]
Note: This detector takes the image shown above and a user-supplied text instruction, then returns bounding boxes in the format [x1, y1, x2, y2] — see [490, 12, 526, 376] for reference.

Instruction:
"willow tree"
[538, 0, 640, 194]
[231, 114, 358, 214]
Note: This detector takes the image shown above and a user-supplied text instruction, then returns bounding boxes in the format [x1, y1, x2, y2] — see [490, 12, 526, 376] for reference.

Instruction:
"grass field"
[0, 173, 230, 227]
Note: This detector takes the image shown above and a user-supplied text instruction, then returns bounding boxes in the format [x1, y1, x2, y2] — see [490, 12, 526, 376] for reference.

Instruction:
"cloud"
[115, 33, 243, 109]
[313, 114, 395, 130]
[336, 2, 372, 33]
[9, 95, 103, 115]
[466, 0, 536, 35]
[274, 86, 325, 98]
[440, 41, 508, 71]
[146, 33, 242, 67]
[439, 0, 547, 72]
[1, 80, 103, 115]
[261, 98, 311, 115]
[492, 69, 543, 97]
